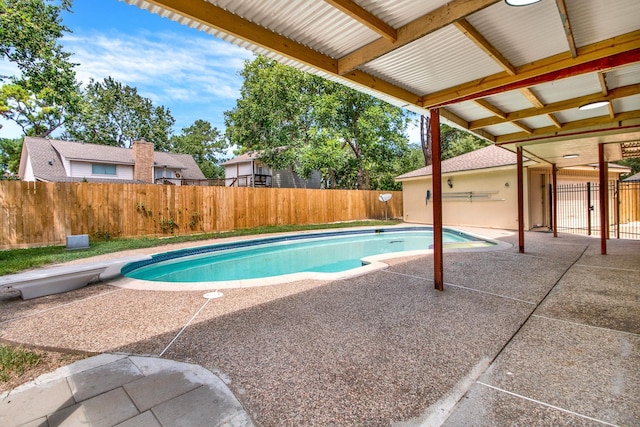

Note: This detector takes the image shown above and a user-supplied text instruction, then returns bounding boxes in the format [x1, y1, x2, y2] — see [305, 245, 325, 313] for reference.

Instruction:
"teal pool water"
[124, 228, 491, 283]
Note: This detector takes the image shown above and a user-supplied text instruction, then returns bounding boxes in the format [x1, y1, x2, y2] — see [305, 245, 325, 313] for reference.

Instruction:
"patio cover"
[124, 0, 640, 284]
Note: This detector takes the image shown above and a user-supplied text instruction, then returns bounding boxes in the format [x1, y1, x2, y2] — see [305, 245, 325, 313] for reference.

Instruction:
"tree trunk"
[421, 114, 432, 166]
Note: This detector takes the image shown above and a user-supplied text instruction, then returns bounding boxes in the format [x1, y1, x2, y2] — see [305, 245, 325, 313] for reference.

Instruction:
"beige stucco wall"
[401, 167, 530, 231]
[400, 165, 629, 231]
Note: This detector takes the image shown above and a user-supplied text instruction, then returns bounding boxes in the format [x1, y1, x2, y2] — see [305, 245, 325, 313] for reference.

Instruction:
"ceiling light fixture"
[578, 100, 610, 110]
[505, 0, 542, 6]
[563, 154, 579, 159]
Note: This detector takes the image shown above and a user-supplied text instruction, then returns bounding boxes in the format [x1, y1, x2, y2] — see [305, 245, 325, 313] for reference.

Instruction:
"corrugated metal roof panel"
[605, 63, 640, 89]
[483, 91, 532, 113]
[518, 115, 554, 130]
[554, 107, 609, 124]
[354, 0, 451, 29]
[362, 25, 504, 95]
[213, 0, 379, 58]
[532, 73, 601, 105]
[566, 0, 639, 48]
[483, 122, 522, 137]
[446, 101, 494, 122]
[467, 0, 567, 67]
[613, 94, 640, 114]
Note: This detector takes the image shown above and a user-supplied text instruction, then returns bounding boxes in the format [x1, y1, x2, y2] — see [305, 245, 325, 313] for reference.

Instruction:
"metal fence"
[556, 181, 640, 239]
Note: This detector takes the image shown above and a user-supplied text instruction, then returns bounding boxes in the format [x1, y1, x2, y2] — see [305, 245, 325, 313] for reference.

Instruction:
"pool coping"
[109, 226, 512, 293]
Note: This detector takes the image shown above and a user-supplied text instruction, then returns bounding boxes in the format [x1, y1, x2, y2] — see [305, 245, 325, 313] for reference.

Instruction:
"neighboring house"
[623, 172, 640, 182]
[18, 137, 206, 185]
[223, 151, 322, 189]
[395, 145, 629, 231]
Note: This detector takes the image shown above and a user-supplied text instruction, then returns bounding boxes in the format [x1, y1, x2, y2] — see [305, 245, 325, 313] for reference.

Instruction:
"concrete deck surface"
[0, 228, 638, 426]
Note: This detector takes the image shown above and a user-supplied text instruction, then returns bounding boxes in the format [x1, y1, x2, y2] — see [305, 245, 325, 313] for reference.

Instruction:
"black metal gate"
[556, 181, 640, 239]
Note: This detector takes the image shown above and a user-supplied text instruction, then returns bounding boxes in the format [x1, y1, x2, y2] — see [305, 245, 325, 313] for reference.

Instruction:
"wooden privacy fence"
[0, 181, 403, 249]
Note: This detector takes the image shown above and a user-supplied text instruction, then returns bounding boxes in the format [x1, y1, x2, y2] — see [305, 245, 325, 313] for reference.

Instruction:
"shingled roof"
[396, 145, 528, 180]
[20, 137, 205, 183]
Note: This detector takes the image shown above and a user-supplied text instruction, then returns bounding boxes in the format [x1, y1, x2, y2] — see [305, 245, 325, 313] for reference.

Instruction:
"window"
[92, 163, 117, 175]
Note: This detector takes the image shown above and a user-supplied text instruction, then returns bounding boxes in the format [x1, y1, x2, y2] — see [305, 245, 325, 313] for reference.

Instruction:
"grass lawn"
[0, 220, 401, 276]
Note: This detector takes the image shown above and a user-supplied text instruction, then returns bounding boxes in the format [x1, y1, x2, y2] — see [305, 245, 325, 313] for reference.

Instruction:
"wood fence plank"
[0, 181, 403, 248]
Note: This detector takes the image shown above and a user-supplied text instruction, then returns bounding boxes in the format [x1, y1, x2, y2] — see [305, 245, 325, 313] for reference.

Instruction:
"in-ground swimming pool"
[121, 227, 496, 287]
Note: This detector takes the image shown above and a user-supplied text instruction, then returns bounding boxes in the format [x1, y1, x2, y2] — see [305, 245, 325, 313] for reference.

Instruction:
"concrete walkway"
[0, 228, 638, 426]
[0, 354, 253, 427]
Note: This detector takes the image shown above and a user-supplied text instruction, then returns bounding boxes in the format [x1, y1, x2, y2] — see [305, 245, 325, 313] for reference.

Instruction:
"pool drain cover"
[203, 291, 224, 299]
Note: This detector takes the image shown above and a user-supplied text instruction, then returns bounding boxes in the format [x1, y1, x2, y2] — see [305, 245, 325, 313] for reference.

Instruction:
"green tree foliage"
[225, 56, 320, 171]
[64, 77, 175, 149]
[315, 84, 411, 189]
[617, 158, 640, 177]
[0, 0, 80, 136]
[0, 137, 22, 173]
[170, 119, 228, 178]
[225, 56, 411, 190]
[440, 123, 490, 160]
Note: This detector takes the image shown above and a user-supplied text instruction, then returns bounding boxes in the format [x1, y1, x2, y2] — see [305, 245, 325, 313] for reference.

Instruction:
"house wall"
[22, 153, 35, 181]
[557, 168, 625, 184]
[401, 165, 629, 231]
[69, 161, 134, 181]
[224, 162, 254, 180]
[272, 168, 322, 189]
[401, 168, 529, 230]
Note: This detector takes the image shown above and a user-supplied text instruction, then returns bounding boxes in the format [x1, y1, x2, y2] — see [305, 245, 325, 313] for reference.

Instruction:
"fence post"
[615, 180, 620, 239]
[587, 182, 591, 236]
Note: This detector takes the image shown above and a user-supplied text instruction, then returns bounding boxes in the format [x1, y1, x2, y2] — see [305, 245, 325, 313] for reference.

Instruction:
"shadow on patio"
[0, 229, 638, 426]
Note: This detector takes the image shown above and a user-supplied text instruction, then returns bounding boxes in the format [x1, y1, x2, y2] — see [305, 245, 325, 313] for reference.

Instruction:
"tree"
[225, 56, 411, 190]
[225, 56, 321, 170]
[64, 77, 175, 149]
[0, 137, 22, 173]
[617, 158, 640, 176]
[315, 83, 411, 189]
[0, 0, 80, 136]
[440, 123, 489, 160]
[170, 119, 228, 178]
[420, 114, 431, 166]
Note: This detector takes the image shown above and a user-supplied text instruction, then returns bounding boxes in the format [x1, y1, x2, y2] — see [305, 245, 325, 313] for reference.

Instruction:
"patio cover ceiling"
[125, 0, 640, 168]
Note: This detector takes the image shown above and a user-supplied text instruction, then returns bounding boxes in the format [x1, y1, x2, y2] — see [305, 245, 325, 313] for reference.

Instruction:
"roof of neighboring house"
[396, 145, 525, 180]
[624, 172, 640, 182]
[222, 151, 262, 166]
[20, 137, 206, 183]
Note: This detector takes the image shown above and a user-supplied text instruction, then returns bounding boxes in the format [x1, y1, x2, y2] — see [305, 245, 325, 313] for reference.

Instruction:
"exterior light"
[563, 154, 579, 159]
[447, 178, 453, 188]
[578, 100, 610, 110]
[505, 0, 542, 6]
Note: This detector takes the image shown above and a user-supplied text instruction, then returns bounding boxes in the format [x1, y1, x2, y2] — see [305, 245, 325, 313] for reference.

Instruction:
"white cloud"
[64, 30, 252, 101]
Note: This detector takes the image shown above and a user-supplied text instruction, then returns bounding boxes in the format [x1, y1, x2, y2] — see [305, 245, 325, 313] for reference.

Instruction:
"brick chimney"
[132, 140, 155, 183]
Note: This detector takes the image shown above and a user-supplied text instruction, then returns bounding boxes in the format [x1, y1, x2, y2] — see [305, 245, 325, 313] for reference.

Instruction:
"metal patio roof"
[124, 0, 640, 168]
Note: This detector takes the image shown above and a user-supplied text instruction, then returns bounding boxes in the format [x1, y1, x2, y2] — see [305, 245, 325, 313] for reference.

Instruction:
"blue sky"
[1, 0, 253, 139]
[1, 0, 420, 143]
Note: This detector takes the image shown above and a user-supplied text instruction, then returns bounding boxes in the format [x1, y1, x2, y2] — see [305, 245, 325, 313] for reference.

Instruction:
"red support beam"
[552, 164, 558, 238]
[430, 108, 444, 291]
[517, 146, 525, 253]
[598, 143, 607, 255]
[428, 48, 640, 108]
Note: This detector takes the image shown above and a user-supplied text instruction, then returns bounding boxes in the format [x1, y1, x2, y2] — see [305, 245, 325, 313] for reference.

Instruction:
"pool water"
[124, 228, 490, 283]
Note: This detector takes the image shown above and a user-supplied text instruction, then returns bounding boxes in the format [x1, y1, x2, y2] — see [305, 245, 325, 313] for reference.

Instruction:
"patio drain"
[204, 291, 224, 299]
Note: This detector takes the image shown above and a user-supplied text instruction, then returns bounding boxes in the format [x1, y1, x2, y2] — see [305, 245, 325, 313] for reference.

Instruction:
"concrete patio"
[0, 227, 638, 426]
